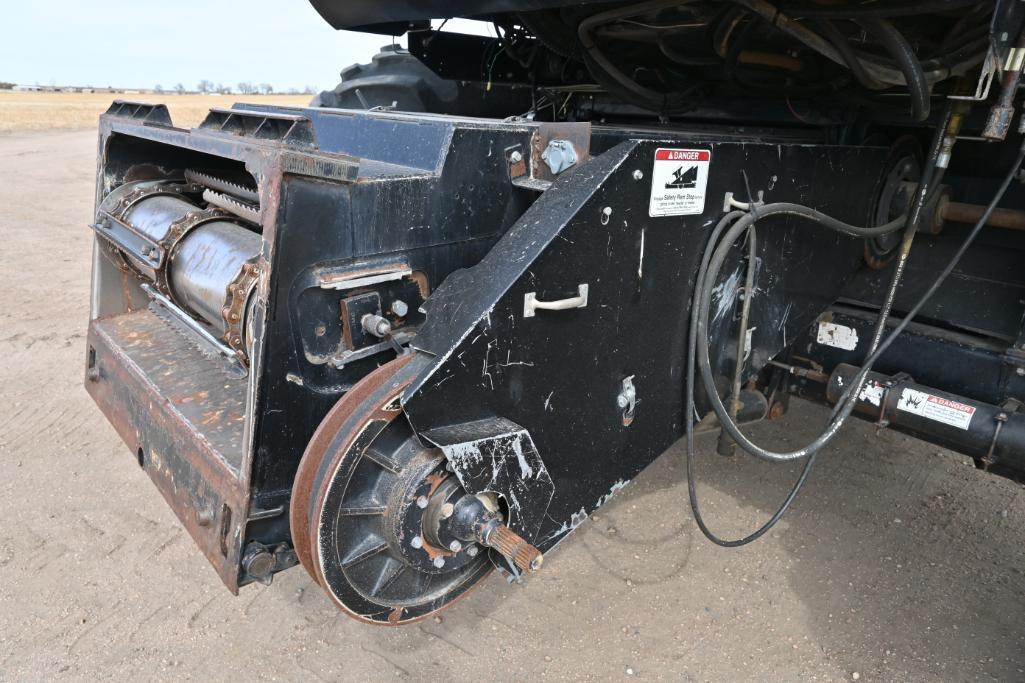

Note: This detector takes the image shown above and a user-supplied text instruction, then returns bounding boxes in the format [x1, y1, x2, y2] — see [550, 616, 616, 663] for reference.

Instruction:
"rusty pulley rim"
[290, 353, 416, 580]
[289, 353, 493, 625]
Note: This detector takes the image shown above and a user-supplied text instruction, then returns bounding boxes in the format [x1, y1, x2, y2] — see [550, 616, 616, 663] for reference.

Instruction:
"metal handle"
[523, 284, 589, 318]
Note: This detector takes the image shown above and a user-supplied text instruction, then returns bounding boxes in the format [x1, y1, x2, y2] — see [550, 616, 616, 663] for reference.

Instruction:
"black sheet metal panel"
[246, 114, 541, 524]
[402, 138, 889, 552]
[309, 0, 601, 30]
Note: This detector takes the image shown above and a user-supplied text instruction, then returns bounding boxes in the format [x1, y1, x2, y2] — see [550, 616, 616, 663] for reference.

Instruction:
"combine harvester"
[85, 0, 1025, 623]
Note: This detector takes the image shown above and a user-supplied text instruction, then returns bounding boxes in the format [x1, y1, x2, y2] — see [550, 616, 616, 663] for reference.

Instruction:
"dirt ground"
[0, 93, 311, 131]
[1, 128, 1024, 681]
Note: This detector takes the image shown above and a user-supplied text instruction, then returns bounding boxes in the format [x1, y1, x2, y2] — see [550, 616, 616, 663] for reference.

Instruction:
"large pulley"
[290, 355, 543, 624]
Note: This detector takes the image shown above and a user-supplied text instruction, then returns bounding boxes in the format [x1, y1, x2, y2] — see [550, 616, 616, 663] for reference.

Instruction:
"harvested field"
[0, 91, 311, 131]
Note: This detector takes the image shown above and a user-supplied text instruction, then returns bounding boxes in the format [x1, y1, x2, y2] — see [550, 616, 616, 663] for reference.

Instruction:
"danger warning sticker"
[896, 388, 976, 430]
[649, 148, 711, 217]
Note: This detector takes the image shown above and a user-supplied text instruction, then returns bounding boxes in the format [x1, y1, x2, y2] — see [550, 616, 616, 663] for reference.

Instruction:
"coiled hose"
[685, 142, 1025, 546]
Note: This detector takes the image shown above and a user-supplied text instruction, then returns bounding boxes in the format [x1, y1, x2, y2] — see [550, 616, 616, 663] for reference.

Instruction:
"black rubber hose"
[577, 0, 704, 114]
[855, 18, 930, 121]
[691, 205, 905, 465]
[686, 143, 1025, 546]
[814, 19, 884, 90]
[685, 211, 820, 547]
[781, 0, 981, 19]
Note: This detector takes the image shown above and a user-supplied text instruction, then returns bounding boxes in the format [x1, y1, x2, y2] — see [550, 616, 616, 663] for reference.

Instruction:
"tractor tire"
[312, 45, 530, 118]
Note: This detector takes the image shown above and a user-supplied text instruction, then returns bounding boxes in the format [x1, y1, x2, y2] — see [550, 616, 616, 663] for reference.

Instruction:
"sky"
[1, 1, 485, 92]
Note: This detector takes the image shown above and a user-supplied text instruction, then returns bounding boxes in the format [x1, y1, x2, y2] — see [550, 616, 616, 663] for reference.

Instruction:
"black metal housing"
[85, 92, 1025, 597]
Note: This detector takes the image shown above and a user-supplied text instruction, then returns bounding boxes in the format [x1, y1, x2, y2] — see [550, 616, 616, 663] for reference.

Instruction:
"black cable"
[855, 18, 930, 121]
[685, 143, 1025, 546]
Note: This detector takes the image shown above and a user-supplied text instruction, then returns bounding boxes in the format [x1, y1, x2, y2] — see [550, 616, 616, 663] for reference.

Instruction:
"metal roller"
[169, 221, 260, 338]
[95, 180, 261, 360]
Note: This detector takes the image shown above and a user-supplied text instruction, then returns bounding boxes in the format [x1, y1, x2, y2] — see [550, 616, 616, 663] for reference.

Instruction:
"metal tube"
[826, 363, 1025, 471]
[941, 200, 1025, 231]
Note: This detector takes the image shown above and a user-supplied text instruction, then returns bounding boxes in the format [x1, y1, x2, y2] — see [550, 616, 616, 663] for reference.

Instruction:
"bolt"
[466, 545, 480, 557]
[196, 509, 214, 527]
[411, 535, 423, 549]
[1018, 367, 1025, 377]
[391, 299, 409, 317]
[632, 170, 644, 181]
[617, 393, 630, 409]
[362, 313, 392, 338]
[509, 150, 523, 164]
[416, 495, 429, 509]
[602, 207, 613, 219]
[433, 556, 446, 569]
[449, 540, 462, 552]
[440, 503, 454, 519]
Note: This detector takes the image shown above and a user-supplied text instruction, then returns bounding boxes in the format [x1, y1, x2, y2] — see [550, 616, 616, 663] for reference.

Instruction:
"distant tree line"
[183, 81, 316, 95]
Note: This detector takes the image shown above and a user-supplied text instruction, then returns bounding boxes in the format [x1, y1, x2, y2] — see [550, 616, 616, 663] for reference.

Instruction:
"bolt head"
[410, 535, 423, 549]
[440, 503, 454, 519]
[391, 299, 409, 317]
[416, 495, 429, 509]
[448, 540, 462, 552]
[632, 170, 644, 181]
[466, 545, 480, 557]
[244, 550, 275, 578]
[616, 394, 630, 409]
[433, 556, 446, 569]
[1017, 367, 1025, 377]
[509, 150, 523, 163]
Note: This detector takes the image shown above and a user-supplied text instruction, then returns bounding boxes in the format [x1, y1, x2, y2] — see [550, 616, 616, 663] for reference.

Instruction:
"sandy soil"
[0, 92, 312, 131]
[1, 129, 1024, 681]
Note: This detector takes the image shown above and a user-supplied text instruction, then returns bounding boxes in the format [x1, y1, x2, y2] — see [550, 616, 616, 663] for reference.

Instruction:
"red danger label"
[655, 150, 711, 162]
[897, 388, 976, 430]
[649, 148, 711, 217]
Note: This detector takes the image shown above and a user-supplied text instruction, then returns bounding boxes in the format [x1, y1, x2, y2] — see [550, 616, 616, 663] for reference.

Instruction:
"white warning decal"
[897, 388, 976, 430]
[859, 380, 886, 407]
[817, 321, 859, 351]
[649, 148, 711, 217]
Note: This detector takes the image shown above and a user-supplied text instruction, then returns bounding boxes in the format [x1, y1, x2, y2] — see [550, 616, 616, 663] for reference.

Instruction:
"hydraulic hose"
[855, 18, 930, 121]
[685, 142, 1025, 546]
[727, 0, 974, 87]
[814, 19, 885, 90]
[781, 0, 981, 19]
[577, 0, 703, 114]
[694, 206, 905, 464]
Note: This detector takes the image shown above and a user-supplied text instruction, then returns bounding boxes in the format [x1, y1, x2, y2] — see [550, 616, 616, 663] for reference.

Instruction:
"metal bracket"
[949, 47, 1000, 101]
[617, 376, 637, 426]
[523, 284, 589, 318]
